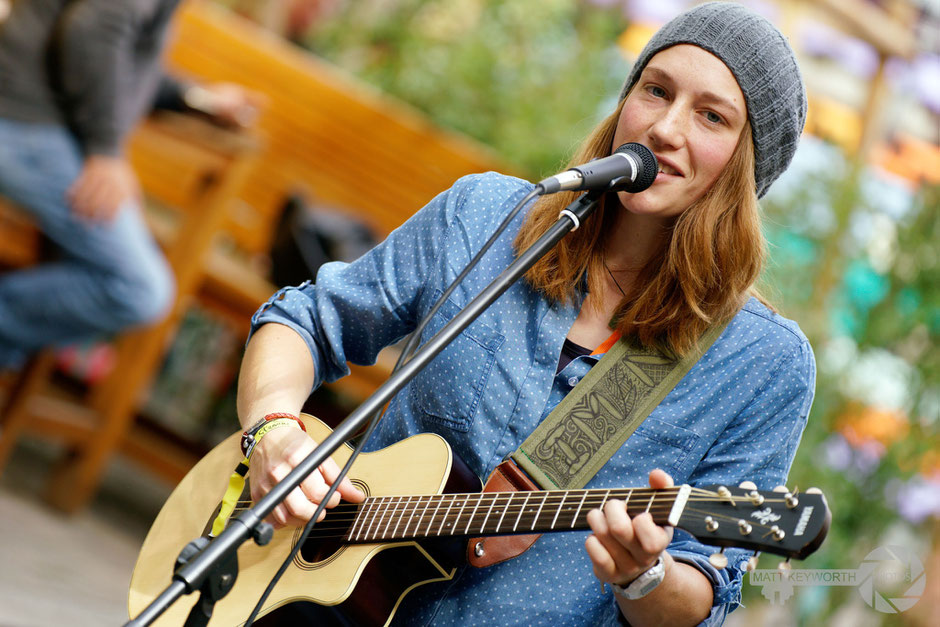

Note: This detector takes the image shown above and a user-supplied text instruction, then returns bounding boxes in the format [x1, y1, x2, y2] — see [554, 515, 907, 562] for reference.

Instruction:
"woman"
[238, 2, 814, 625]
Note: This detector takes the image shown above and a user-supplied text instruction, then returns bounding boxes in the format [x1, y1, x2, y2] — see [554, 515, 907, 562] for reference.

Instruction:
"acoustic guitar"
[129, 414, 830, 626]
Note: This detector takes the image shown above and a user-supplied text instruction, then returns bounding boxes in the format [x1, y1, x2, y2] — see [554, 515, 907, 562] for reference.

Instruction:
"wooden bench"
[0, 0, 509, 512]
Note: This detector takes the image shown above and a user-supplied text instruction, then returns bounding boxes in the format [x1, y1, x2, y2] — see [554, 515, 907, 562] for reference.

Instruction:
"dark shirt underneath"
[557, 338, 592, 373]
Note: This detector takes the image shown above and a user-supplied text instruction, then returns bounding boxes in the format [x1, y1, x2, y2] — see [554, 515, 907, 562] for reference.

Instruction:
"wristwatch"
[611, 555, 666, 600]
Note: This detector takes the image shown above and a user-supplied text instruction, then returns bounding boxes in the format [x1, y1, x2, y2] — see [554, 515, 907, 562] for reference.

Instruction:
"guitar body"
[128, 415, 481, 626]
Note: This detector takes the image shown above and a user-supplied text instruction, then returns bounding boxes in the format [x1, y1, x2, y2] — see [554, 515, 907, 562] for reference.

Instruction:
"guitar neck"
[339, 487, 691, 543]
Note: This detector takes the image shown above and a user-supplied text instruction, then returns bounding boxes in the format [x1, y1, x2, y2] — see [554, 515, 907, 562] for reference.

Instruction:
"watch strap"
[611, 554, 666, 600]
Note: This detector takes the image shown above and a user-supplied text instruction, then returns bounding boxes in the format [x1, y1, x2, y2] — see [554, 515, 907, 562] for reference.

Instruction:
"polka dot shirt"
[251, 172, 816, 626]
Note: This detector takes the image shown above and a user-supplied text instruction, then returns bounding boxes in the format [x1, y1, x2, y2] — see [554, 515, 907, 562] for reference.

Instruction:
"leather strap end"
[467, 459, 543, 568]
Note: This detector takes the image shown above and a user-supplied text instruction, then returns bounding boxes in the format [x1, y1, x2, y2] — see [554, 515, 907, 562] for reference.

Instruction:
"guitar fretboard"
[334, 487, 691, 543]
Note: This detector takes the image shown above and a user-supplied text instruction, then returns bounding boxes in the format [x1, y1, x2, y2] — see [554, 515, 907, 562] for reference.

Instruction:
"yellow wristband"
[241, 417, 302, 460]
[253, 417, 298, 442]
[215, 418, 303, 536]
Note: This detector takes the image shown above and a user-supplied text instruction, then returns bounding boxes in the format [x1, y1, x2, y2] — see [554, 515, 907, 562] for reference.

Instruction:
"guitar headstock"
[677, 483, 830, 561]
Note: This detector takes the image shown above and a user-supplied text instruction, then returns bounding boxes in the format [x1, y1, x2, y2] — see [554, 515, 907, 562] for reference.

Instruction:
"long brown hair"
[514, 99, 766, 356]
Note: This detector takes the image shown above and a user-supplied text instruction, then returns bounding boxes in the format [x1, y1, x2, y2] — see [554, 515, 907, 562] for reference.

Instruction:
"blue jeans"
[0, 118, 175, 368]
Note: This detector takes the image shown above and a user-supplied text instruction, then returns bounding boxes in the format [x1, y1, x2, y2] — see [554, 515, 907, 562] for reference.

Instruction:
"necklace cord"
[604, 259, 626, 297]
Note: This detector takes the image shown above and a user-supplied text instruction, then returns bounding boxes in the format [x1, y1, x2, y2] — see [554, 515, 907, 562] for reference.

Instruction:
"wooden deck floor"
[0, 439, 170, 626]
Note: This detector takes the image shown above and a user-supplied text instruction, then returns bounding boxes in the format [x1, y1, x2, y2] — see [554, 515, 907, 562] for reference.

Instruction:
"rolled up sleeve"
[248, 174, 496, 391]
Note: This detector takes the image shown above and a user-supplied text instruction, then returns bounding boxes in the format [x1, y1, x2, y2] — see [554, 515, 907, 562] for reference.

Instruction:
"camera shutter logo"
[856, 545, 926, 613]
[749, 544, 926, 612]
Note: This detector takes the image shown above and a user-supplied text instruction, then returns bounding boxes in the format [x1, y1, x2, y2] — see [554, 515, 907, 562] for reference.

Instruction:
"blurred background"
[0, 0, 936, 625]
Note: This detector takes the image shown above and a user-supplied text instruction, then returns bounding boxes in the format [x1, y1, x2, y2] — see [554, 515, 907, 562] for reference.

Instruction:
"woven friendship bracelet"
[261, 412, 307, 432]
[240, 414, 305, 459]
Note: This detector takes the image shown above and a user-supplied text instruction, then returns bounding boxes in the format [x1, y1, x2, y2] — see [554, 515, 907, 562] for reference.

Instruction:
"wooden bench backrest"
[165, 1, 512, 255]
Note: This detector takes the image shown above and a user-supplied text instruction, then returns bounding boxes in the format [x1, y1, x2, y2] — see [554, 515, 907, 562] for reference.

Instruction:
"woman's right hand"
[248, 425, 365, 529]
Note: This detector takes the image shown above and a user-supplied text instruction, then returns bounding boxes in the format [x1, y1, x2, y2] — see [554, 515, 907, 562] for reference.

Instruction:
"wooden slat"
[120, 424, 202, 486]
[0, 198, 40, 269]
[164, 0, 511, 254]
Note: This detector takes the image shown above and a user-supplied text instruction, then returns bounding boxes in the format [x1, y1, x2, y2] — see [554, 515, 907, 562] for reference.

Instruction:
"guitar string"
[216, 499, 796, 543]
[227, 496, 796, 519]
[228, 488, 788, 508]
[223, 503, 697, 520]
[296, 505, 782, 530]
[307, 513, 786, 543]
[226, 494, 795, 519]
[230, 486, 713, 499]
[221, 500, 794, 540]
[680, 506, 786, 530]
[229, 508, 788, 543]
[229, 483, 777, 498]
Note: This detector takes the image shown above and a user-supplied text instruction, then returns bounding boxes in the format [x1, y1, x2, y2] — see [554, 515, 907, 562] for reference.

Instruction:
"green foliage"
[303, 0, 630, 177]
[758, 153, 939, 621]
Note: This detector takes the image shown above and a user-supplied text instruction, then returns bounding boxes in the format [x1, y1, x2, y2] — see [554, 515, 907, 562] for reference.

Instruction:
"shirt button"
[567, 376, 579, 387]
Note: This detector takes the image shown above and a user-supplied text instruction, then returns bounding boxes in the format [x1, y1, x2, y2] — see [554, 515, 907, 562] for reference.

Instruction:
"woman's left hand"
[585, 468, 676, 586]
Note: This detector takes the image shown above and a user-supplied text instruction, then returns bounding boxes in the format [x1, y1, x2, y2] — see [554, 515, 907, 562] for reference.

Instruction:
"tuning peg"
[738, 480, 757, 490]
[773, 485, 788, 493]
[746, 552, 761, 572]
[778, 559, 792, 573]
[709, 548, 728, 569]
[717, 485, 736, 506]
[806, 487, 823, 495]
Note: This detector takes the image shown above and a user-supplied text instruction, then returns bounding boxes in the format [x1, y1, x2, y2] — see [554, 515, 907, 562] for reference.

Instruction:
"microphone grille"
[615, 143, 658, 192]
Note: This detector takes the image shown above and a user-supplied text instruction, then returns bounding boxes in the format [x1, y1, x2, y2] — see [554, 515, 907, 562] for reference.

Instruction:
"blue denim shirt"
[251, 173, 816, 625]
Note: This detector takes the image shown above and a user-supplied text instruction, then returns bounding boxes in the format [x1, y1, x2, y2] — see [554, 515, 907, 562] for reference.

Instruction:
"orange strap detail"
[590, 330, 622, 356]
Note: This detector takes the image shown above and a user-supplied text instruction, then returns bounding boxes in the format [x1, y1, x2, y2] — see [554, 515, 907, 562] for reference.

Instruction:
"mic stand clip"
[178, 522, 274, 627]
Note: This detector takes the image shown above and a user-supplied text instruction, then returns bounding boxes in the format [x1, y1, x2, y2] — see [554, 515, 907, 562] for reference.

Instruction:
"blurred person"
[238, 2, 814, 625]
[0, 0, 258, 370]
[151, 74, 264, 128]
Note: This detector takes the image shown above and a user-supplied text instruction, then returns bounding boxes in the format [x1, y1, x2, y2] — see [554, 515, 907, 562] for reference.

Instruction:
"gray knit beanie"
[620, 1, 806, 198]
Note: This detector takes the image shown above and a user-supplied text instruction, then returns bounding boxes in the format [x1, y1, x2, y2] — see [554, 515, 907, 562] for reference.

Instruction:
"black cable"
[242, 183, 543, 625]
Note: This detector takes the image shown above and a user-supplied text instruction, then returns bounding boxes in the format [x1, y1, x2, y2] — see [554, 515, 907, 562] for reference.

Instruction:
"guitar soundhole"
[298, 479, 369, 565]
[299, 534, 346, 564]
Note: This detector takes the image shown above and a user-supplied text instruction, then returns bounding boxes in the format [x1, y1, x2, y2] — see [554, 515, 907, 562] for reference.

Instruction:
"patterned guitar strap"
[467, 322, 727, 567]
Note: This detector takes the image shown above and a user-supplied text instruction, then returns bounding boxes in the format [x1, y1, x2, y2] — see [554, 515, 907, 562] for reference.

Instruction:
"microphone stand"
[126, 188, 605, 626]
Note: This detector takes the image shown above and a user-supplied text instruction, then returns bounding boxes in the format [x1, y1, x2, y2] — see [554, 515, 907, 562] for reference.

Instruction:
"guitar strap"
[468, 322, 727, 567]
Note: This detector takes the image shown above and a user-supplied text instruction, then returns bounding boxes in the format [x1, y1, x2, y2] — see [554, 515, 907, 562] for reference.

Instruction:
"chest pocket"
[409, 293, 505, 433]
[620, 417, 702, 480]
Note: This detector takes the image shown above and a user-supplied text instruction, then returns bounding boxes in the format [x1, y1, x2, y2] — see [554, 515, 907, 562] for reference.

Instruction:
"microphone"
[537, 143, 658, 195]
